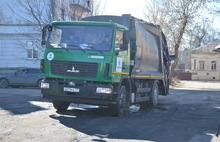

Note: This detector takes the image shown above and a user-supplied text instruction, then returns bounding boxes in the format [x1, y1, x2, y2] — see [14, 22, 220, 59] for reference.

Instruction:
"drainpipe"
[51, 0, 54, 21]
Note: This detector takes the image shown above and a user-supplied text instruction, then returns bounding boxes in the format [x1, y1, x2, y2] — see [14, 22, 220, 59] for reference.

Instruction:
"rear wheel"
[147, 81, 159, 106]
[52, 100, 70, 111]
[140, 81, 159, 110]
[109, 85, 128, 117]
[0, 78, 9, 88]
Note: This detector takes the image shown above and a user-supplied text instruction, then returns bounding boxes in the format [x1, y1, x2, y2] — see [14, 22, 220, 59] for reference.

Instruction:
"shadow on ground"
[0, 88, 48, 115]
[50, 94, 220, 142]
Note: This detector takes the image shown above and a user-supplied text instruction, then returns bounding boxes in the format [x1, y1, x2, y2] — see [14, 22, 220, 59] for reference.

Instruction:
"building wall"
[53, 0, 92, 21]
[191, 53, 220, 80]
[0, 0, 92, 73]
[0, 24, 43, 69]
[0, 0, 47, 71]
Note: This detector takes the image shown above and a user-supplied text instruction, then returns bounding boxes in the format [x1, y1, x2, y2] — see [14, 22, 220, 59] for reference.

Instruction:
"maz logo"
[67, 66, 79, 73]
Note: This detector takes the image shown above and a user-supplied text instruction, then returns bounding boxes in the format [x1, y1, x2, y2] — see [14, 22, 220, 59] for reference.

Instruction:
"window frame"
[199, 60, 205, 70]
[211, 61, 217, 71]
[27, 41, 39, 59]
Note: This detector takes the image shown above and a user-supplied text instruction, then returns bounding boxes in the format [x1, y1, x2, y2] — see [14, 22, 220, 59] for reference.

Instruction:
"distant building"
[190, 40, 220, 81]
[0, 0, 92, 73]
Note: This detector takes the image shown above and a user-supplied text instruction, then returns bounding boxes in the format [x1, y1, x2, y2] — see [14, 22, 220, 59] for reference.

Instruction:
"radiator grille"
[51, 60, 98, 78]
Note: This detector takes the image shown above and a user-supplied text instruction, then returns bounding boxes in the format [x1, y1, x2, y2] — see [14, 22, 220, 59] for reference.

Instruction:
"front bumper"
[41, 78, 116, 106]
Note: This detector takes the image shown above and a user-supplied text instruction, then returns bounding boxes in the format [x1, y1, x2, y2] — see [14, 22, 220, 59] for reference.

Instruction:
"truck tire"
[140, 81, 159, 110]
[52, 100, 70, 111]
[37, 79, 43, 88]
[109, 85, 128, 117]
[147, 81, 159, 106]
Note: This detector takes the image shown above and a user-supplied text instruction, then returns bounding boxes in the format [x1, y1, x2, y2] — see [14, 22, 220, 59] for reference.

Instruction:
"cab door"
[115, 29, 130, 75]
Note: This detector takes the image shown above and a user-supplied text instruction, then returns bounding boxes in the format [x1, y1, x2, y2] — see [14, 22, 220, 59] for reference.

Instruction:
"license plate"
[64, 87, 79, 92]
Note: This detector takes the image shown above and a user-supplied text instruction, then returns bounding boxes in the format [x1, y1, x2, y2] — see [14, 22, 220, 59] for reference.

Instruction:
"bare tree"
[90, 0, 106, 16]
[145, 0, 207, 79]
[211, 0, 220, 14]
[8, 0, 103, 27]
[186, 18, 219, 49]
[8, 0, 72, 30]
[7, 0, 103, 60]
[6, 0, 55, 60]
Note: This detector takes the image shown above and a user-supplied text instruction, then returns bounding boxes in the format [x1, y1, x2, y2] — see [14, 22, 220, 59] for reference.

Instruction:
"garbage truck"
[40, 14, 174, 116]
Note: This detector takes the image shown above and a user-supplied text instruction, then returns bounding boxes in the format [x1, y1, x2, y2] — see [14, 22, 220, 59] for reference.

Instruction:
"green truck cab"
[41, 14, 173, 116]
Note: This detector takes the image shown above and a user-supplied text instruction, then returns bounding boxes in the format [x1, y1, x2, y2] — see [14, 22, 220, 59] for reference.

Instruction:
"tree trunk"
[170, 16, 188, 81]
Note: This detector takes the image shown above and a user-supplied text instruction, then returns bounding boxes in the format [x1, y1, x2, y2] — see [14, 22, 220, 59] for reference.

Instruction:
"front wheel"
[0, 78, 9, 88]
[52, 100, 70, 111]
[37, 79, 43, 88]
[109, 85, 128, 117]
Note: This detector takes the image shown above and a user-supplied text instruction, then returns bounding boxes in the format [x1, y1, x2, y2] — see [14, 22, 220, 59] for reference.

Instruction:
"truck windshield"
[47, 25, 113, 52]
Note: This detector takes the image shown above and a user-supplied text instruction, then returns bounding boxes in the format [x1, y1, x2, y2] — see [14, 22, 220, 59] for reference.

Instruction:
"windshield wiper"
[87, 45, 103, 54]
[50, 43, 69, 51]
[68, 44, 86, 53]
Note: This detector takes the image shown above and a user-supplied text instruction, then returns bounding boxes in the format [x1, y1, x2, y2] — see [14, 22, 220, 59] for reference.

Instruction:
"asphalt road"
[0, 81, 220, 142]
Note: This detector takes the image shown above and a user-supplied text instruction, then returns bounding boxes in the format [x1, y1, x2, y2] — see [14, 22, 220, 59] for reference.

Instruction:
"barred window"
[211, 61, 216, 70]
[199, 61, 205, 70]
[27, 41, 38, 59]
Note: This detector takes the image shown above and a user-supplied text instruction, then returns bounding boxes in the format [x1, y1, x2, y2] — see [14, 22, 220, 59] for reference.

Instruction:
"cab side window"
[115, 30, 123, 49]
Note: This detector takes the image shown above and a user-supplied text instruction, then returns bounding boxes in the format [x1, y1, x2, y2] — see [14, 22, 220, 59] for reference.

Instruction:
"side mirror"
[41, 24, 51, 46]
[123, 30, 130, 44]
[41, 40, 46, 46]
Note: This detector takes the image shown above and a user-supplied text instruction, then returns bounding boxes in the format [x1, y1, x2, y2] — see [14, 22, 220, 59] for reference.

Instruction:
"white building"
[0, 0, 92, 73]
[190, 40, 220, 81]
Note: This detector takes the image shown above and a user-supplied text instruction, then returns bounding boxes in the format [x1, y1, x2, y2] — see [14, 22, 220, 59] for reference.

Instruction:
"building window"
[199, 61, 205, 70]
[27, 41, 38, 59]
[194, 59, 196, 70]
[211, 61, 216, 70]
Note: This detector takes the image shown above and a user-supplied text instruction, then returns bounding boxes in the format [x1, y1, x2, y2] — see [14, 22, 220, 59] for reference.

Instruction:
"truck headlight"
[41, 82, 50, 88]
[96, 87, 112, 94]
